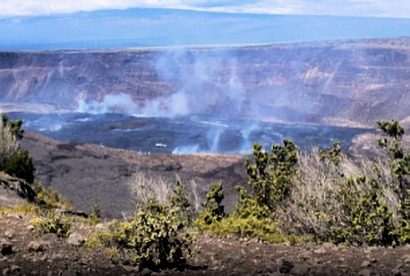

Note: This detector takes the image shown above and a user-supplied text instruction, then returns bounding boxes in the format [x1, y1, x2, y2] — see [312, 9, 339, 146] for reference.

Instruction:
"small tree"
[2, 149, 35, 183]
[245, 140, 298, 211]
[0, 113, 35, 183]
[377, 119, 410, 200]
[196, 182, 225, 225]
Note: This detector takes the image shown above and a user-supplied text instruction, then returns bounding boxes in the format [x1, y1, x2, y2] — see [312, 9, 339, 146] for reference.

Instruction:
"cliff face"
[0, 50, 163, 108]
[1, 37, 410, 127]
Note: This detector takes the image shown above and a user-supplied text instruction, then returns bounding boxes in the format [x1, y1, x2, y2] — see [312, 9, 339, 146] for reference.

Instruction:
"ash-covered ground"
[9, 112, 371, 154]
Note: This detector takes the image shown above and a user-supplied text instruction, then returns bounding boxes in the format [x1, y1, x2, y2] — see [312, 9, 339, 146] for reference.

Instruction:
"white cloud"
[0, 0, 409, 18]
[0, 0, 186, 16]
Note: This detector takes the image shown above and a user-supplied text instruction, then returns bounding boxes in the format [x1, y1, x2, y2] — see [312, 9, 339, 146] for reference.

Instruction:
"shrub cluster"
[276, 119, 410, 246]
[30, 214, 72, 238]
[195, 119, 410, 246]
[94, 181, 193, 270]
[196, 141, 304, 243]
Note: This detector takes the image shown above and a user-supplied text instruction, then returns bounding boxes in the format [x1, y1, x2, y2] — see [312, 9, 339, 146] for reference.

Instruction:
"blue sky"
[1, 1, 410, 50]
[1, 0, 410, 18]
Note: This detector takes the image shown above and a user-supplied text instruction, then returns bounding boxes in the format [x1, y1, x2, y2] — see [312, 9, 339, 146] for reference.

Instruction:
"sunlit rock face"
[1, 37, 410, 127]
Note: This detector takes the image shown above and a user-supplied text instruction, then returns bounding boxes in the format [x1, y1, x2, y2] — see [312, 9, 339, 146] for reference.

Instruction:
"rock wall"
[1, 37, 410, 127]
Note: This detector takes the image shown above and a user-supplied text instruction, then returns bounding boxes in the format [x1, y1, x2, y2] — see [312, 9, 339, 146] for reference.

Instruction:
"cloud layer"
[1, 0, 410, 18]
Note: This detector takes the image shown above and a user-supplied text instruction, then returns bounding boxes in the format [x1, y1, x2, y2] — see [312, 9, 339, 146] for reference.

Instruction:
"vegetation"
[195, 141, 307, 243]
[276, 119, 410, 246]
[4, 112, 410, 273]
[0, 113, 34, 183]
[2, 149, 35, 183]
[194, 119, 410, 246]
[32, 182, 73, 212]
[30, 214, 72, 238]
[93, 183, 194, 270]
[89, 203, 102, 225]
[245, 140, 298, 210]
[196, 182, 225, 226]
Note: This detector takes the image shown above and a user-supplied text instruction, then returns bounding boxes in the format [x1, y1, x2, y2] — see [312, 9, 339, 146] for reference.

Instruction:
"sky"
[1, 0, 410, 19]
[1, 0, 410, 50]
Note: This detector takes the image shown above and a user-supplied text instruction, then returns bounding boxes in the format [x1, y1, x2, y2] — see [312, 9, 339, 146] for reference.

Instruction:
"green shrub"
[107, 199, 193, 269]
[95, 183, 194, 270]
[245, 140, 298, 211]
[275, 119, 410, 246]
[196, 183, 305, 243]
[196, 182, 225, 226]
[2, 149, 35, 183]
[320, 140, 341, 165]
[195, 141, 306, 243]
[277, 145, 406, 246]
[170, 180, 193, 225]
[31, 214, 71, 238]
[328, 176, 400, 246]
[32, 182, 72, 211]
[88, 203, 102, 225]
[0, 113, 35, 183]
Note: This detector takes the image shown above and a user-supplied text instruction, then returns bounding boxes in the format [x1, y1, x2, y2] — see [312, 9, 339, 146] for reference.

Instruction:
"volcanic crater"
[2, 37, 410, 217]
[2, 37, 410, 275]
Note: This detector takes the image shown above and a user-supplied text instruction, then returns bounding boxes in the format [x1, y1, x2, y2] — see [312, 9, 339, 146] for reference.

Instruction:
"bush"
[0, 114, 20, 159]
[196, 184, 304, 243]
[334, 178, 399, 245]
[195, 141, 307, 244]
[105, 199, 193, 269]
[31, 214, 71, 238]
[89, 203, 102, 225]
[2, 149, 35, 183]
[32, 182, 72, 211]
[196, 182, 225, 226]
[245, 140, 298, 211]
[275, 120, 410, 246]
[128, 171, 173, 205]
[170, 180, 193, 225]
[0, 113, 35, 183]
[95, 181, 194, 270]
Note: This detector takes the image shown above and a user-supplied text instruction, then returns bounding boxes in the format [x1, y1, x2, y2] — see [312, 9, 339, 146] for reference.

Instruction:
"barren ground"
[2, 213, 410, 275]
[19, 131, 248, 219]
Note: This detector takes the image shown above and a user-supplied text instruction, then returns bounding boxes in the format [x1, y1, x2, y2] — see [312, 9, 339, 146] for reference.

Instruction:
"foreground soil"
[1, 212, 410, 275]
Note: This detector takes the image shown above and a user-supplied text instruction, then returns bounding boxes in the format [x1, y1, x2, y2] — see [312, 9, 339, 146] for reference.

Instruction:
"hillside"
[18, 131, 247, 219]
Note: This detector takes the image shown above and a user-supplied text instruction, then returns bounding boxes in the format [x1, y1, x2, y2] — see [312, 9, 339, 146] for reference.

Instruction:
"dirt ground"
[1, 212, 410, 275]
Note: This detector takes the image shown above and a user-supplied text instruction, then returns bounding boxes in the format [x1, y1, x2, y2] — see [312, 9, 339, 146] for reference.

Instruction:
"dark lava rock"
[279, 259, 294, 274]
[1, 241, 13, 256]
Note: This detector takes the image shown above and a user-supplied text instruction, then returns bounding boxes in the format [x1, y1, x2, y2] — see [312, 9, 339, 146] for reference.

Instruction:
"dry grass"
[0, 203, 40, 216]
[0, 120, 20, 164]
[276, 147, 402, 237]
[128, 171, 174, 205]
[127, 171, 203, 215]
[190, 179, 202, 213]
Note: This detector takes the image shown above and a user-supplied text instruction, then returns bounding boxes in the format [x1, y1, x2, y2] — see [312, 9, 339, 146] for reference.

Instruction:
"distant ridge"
[1, 8, 410, 50]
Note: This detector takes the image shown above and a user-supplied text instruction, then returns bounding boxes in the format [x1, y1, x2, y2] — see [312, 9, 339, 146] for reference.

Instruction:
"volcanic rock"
[27, 241, 43, 253]
[1, 241, 12, 256]
[2, 37, 410, 128]
[0, 175, 36, 209]
[19, 131, 247, 219]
